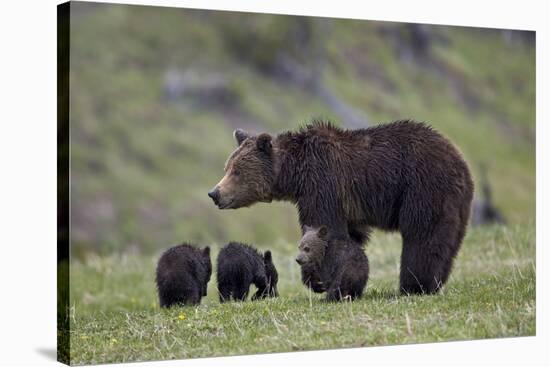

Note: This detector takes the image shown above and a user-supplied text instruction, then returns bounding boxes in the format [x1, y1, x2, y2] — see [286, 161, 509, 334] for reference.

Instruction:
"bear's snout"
[208, 187, 220, 205]
[295, 256, 305, 265]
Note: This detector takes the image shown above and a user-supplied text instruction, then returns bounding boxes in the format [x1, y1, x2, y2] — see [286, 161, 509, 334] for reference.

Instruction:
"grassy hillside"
[69, 3, 535, 257]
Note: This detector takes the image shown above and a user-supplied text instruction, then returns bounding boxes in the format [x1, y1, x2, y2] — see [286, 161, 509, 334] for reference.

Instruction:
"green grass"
[68, 223, 535, 365]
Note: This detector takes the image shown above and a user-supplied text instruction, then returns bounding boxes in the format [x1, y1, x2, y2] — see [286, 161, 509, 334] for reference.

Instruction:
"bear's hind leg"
[399, 217, 462, 295]
[232, 283, 250, 301]
[398, 191, 468, 295]
[218, 284, 232, 303]
[186, 288, 202, 306]
[399, 239, 443, 295]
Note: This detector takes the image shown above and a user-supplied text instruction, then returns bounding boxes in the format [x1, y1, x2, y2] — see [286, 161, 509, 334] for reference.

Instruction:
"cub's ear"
[264, 250, 272, 263]
[318, 226, 328, 239]
[234, 129, 250, 146]
[203, 246, 210, 257]
[256, 133, 272, 153]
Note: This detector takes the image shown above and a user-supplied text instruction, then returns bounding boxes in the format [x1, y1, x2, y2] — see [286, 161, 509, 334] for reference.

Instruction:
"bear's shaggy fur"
[209, 120, 474, 294]
[156, 243, 212, 307]
[216, 242, 279, 302]
[297, 226, 369, 301]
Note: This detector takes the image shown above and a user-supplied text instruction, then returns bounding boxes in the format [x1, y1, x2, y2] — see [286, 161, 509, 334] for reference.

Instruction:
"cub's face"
[208, 129, 274, 209]
[295, 226, 329, 266]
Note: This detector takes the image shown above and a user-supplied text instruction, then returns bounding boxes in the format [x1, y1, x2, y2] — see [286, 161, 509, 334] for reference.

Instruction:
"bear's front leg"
[324, 270, 346, 302]
[251, 274, 269, 300]
[325, 285, 345, 302]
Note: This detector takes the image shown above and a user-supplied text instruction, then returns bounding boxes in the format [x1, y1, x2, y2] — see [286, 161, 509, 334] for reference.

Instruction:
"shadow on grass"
[275, 287, 402, 305]
[362, 288, 401, 301]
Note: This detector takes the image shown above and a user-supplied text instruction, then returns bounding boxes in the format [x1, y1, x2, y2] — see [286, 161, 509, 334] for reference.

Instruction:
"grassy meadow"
[67, 223, 535, 365]
[61, 2, 536, 365]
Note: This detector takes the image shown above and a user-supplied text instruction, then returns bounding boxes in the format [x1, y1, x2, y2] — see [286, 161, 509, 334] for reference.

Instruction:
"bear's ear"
[256, 133, 272, 153]
[264, 250, 272, 263]
[318, 226, 328, 239]
[234, 129, 250, 146]
[202, 246, 210, 257]
[303, 225, 313, 233]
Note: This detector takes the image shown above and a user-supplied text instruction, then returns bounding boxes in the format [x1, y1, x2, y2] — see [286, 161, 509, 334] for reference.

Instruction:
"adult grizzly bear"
[208, 120, 474, 294]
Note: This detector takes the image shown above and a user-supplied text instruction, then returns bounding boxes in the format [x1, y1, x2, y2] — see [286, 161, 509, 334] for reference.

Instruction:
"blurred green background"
[68, 2, 535, 258]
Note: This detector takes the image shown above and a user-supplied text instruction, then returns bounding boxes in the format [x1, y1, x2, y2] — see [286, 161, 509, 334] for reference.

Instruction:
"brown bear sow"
[156, 243, 212, 307]
[208, 120, 474, 294]
[297, 226, 369, 301]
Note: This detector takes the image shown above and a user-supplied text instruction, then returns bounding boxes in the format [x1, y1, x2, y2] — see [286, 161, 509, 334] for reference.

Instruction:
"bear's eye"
[233, 168, 240, 176]
[304, 247, 310, 253]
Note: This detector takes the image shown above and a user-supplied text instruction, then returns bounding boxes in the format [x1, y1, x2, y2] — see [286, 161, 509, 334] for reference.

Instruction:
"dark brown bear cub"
[296, 226, 369, 301]
[217, 242, 278, 302]
[156, 243, 212, 308]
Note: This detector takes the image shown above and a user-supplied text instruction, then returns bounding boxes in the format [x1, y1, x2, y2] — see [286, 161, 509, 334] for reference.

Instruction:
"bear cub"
[296, 226, 369, 301]
[156, 243, 212, 307]
[217, 242, 279, 302]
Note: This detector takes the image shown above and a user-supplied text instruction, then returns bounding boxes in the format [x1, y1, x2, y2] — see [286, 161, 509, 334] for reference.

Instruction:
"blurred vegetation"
[69, 2, 535, 257]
